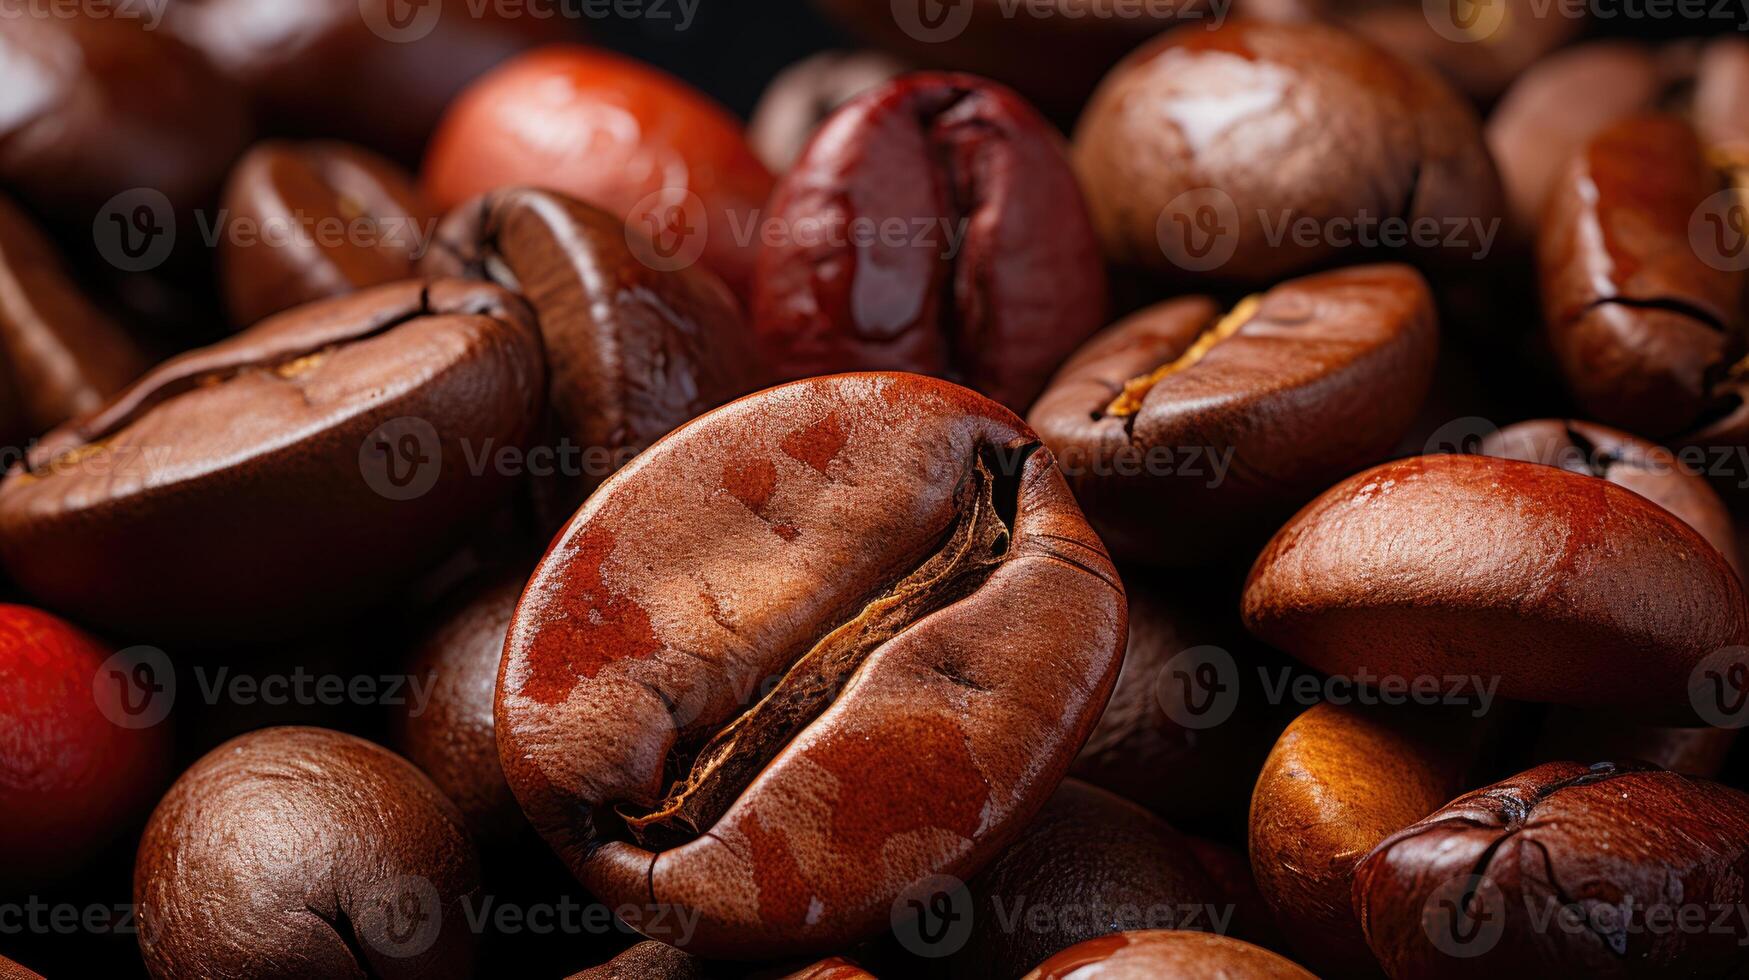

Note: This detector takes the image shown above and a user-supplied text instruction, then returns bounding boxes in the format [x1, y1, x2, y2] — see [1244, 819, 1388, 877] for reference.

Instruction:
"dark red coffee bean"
[0, 954, 42, 980]
[0, 194, 151, 444]
[219, 141, 435, 330]
[134, 727, 481, 980]
[1243, 454, 1749, 716]
[394, 570, 525, 846]
[0, 604, 170, 889]
[1539, 115, 1741, 439]
[1021, 930, 1316, 979]
[1478, 419, 1741, 574]
[1073, 20, 1501, 284]
[1028, 264, 1436, 566]
[748, 50, 911, 173]
[0, 279, 545, 642]
[165, 0, 560, 160]
[497, 373, 1126, 957]
[949, 779, 1225, 979]
[1249, 702, 1486, 977]
[751, 73, 1107, 413]
[422, 187, 763, 496]
[0, 4, 249, 218]
[1354, 761, 1749, 978]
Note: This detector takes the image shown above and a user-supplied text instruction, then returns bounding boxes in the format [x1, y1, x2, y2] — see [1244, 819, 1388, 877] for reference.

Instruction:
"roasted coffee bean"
[0, 194, 151, 444]
[1245, 0, 1581, 102]
[1354, 761, 1749, 978]
[423, 47, 774, 298]
[0, 279, 545, 642]
[0, 604, 170, 889]
[1070, 569, 1294, 831]
[751, 73, 1107, 413]
[1029, 264, 1436, 565]
[219, 140, 435, 330]
[1073, 20, 1502, 284]
[565, 941, 707, 980]
[1487, 43, 1680, 238]
[1477, 419, 1741, 573]
[0, 3, 249, 219]
[775, 959, 877, 979]
[1021, 930, 1316, 979]
[806, 0, 1205, 116]
[947, 779, 1224, 978]
[394, 570, 524, 846]
[0, 954, 42, 980]
[1243, 454, 1749, 715]
[165, 0, 560, 160]
[496, 373, 1126, 957]
[748, 51, 911, 173]
[1534, 708, 1738, 778]
[421, 187, 763, 497]
[1250, 702, 1485, 977]
[135, 726, 481, 980]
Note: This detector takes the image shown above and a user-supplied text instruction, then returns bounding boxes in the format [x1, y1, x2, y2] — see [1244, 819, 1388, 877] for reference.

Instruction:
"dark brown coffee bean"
[1029, 264, 1436, 565]
[219, 141, 435, 330]
[165, 0, 560, 160]
[0, 194, 151, 444]
[1074, 20, 1501, 284]
[1021, 930, 1316, 979]
[0, 279, 545, 642]
[751, 73, 1107, 413]
[748, 51, 911, 173]
[1243, 454, 1749, 716]
[1539, 115, 1740, 439]
[0, 4, 249, 218]
[422, 187, 763, 497]
[1477, 419, 1740, 573]
[949, 779, 1225, 978]
[497, 373, 1126, 958]
[565, 940, 709, 979]
[1250, 702, 1485, 977]
[134, 727, 481, 980]
[394, 569, 524, 846]
[1354, 761, 1749, 978]
[1070, 569, 1293, 832]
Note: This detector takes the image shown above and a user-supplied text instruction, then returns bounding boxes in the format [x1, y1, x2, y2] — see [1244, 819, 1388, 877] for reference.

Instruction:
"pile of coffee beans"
[3, 2, 1749, 977]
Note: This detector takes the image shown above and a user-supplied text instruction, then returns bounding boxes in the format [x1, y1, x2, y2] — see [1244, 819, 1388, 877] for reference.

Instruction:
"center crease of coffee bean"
[1101, 294, 1262, 419]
